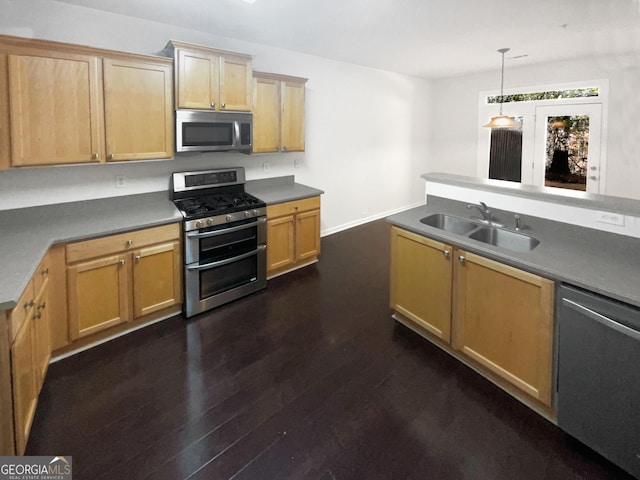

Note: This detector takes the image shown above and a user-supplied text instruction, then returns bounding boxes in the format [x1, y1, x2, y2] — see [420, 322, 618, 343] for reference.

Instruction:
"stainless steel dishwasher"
[558, 284, 640, 478]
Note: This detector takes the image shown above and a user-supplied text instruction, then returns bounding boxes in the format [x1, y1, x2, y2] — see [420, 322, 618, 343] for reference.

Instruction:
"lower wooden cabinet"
[453, 249, 554, 406]
[390, 227, 554, 409]
[266, 196, 320, 277]
[10, 254, 51, 455]
[66, 224, 181, 341]
[67, 253, 130, 340]
[390, 227, 453, 342]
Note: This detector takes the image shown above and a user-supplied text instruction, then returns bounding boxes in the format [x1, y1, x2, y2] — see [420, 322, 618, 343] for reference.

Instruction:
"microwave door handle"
[187, 245, 266, 271]
[186, 217, 265, 239]
[234, 121, 241, 148]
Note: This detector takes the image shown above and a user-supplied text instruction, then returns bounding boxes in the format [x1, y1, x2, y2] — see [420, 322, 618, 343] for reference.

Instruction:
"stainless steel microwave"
[176, 110, 252, 153]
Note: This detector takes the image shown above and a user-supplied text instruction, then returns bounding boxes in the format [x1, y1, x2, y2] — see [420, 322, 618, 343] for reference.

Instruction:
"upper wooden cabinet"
[0, 34, 174, 169]
[252, 72, 307, 153]
[166, 40, 253, 112]
[103, 58, 173, 161]
[8, 51, 104, 167]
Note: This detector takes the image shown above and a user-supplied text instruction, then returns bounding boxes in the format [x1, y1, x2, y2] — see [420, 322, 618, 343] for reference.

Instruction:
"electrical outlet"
[596, 211, 624, 226]
[115, 175, 126, 188]
[294, 159, 300, 168]
[263, 163, 270, 172]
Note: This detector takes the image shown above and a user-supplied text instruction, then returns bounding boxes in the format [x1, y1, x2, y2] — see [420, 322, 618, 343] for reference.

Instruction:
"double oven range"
[171, 168, 267, 318]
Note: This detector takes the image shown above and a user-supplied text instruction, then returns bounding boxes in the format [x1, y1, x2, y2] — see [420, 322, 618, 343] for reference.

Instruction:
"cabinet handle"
[107, 153, 114, 160]
[126, 240, 133, 247]
[38, 302, 46, 311]
[282, 146, 287, 152]
[135, 255, 141, 263]
[443, 249, 450, 257]
[119, 259, 125, 265]
[33, 312, 42, 320]
[41, 268, 49, 276]
[92, 153, 100, 160]
[458, 255, 465, 263]
[24, 300, 34, 309]
[211, 102, 215, 108]
[221, 103, 226, 108]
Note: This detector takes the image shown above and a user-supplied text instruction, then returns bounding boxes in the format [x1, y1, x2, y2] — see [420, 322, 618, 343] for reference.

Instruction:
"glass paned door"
[533, 104, 603, 194]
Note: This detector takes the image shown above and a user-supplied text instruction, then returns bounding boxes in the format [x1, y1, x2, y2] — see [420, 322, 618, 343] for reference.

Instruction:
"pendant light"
[483, 48, 520, 129]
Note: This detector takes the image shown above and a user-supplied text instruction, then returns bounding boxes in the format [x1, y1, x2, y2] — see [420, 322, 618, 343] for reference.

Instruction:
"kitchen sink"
[468, 227, 539, 252]
[420, 214, 478, 235]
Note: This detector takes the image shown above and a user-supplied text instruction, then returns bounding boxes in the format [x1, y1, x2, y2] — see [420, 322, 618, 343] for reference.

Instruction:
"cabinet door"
[103, 58, 173, 161]
[267, 215, 296, 272]
[390, 227, 453, 342]
[0, 52, 9, 170]
[11, 312, 37, 455]
[281, 80, 305, 152]
[453, 250, 554, 406]
[68, 254, 130, 340]
[219, 54, 252, 111]
[8, 52, 104, 166]
[32, 281, 51, 391]
[176, 49, 217, 109]
[296, 209, 321, 262]
[252, 75, 280, 153]
[133, 241, 181, 319]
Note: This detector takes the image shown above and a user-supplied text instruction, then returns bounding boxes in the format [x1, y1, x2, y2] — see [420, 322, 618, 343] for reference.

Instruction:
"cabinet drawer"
[66, 223, 180, 263]
[10, 279, 34, 344]
[266, 196, 320, 218]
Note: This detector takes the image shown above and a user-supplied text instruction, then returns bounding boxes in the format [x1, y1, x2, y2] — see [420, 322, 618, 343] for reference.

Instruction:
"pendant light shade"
[483, 48, 520, 129]
[483, 115, 520, 128]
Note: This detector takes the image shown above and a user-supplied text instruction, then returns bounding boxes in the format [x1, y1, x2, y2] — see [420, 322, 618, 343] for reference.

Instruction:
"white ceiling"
[55, 0, 640, 79]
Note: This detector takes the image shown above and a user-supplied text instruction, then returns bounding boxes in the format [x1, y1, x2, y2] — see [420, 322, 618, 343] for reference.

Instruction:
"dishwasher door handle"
[563, 298, 640, 341]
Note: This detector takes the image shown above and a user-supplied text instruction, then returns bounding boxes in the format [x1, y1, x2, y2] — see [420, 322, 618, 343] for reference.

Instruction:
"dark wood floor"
[27, 220, 633, 479]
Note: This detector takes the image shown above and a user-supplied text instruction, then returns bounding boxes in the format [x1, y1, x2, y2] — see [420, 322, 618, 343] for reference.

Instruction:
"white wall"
[0, 0, 431, 235]
[428, 54, 640, 200]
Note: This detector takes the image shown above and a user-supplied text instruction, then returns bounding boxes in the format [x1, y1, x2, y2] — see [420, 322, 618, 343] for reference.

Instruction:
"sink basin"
[469, 227, 539, 252]
[420, 214, 478, 235]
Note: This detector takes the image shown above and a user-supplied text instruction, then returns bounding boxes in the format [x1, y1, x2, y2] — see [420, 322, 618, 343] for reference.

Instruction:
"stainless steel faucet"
[467, 201, 491, 222]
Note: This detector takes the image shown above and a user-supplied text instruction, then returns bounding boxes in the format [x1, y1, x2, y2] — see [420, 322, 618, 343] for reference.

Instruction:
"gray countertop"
[0, 191, 182, 311]
[387, 196, 640, 308]
[246, 176, 324, 204]
[0, 176, 323, 311]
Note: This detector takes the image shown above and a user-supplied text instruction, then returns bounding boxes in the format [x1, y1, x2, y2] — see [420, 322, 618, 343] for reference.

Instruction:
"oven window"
[200, 255, 257, 298]
[183, 122, 233, 146]
[200, 223, 258, 261]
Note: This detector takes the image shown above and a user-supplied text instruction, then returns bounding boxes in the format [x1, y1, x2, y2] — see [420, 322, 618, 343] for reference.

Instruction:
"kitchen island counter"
[388, 195, 640, 309]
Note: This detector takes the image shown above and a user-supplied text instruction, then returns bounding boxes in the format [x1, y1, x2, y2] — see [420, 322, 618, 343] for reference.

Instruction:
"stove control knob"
[206, 218, 214, 226]
[195, 221, 203, 229]
[245, 211, 251, 218]
[252, 209, 259, 216]
[225, 215, 233, 222]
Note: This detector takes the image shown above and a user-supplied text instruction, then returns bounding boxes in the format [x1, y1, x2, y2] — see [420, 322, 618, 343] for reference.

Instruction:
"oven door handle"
[186, 217, 266, 239]
[186, 245, 266, 271]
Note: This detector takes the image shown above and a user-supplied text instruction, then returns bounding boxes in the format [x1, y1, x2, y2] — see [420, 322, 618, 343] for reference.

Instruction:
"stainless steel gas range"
[171, 167, 267, 318]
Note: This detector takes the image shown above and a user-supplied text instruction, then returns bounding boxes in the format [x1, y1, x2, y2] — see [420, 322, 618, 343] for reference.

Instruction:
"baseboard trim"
[50, 311, 180, 363]
[321, 202, 424, 237]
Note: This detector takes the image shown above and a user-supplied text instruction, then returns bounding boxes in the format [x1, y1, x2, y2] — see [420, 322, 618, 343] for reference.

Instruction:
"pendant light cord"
[498, 47, 509, 116]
